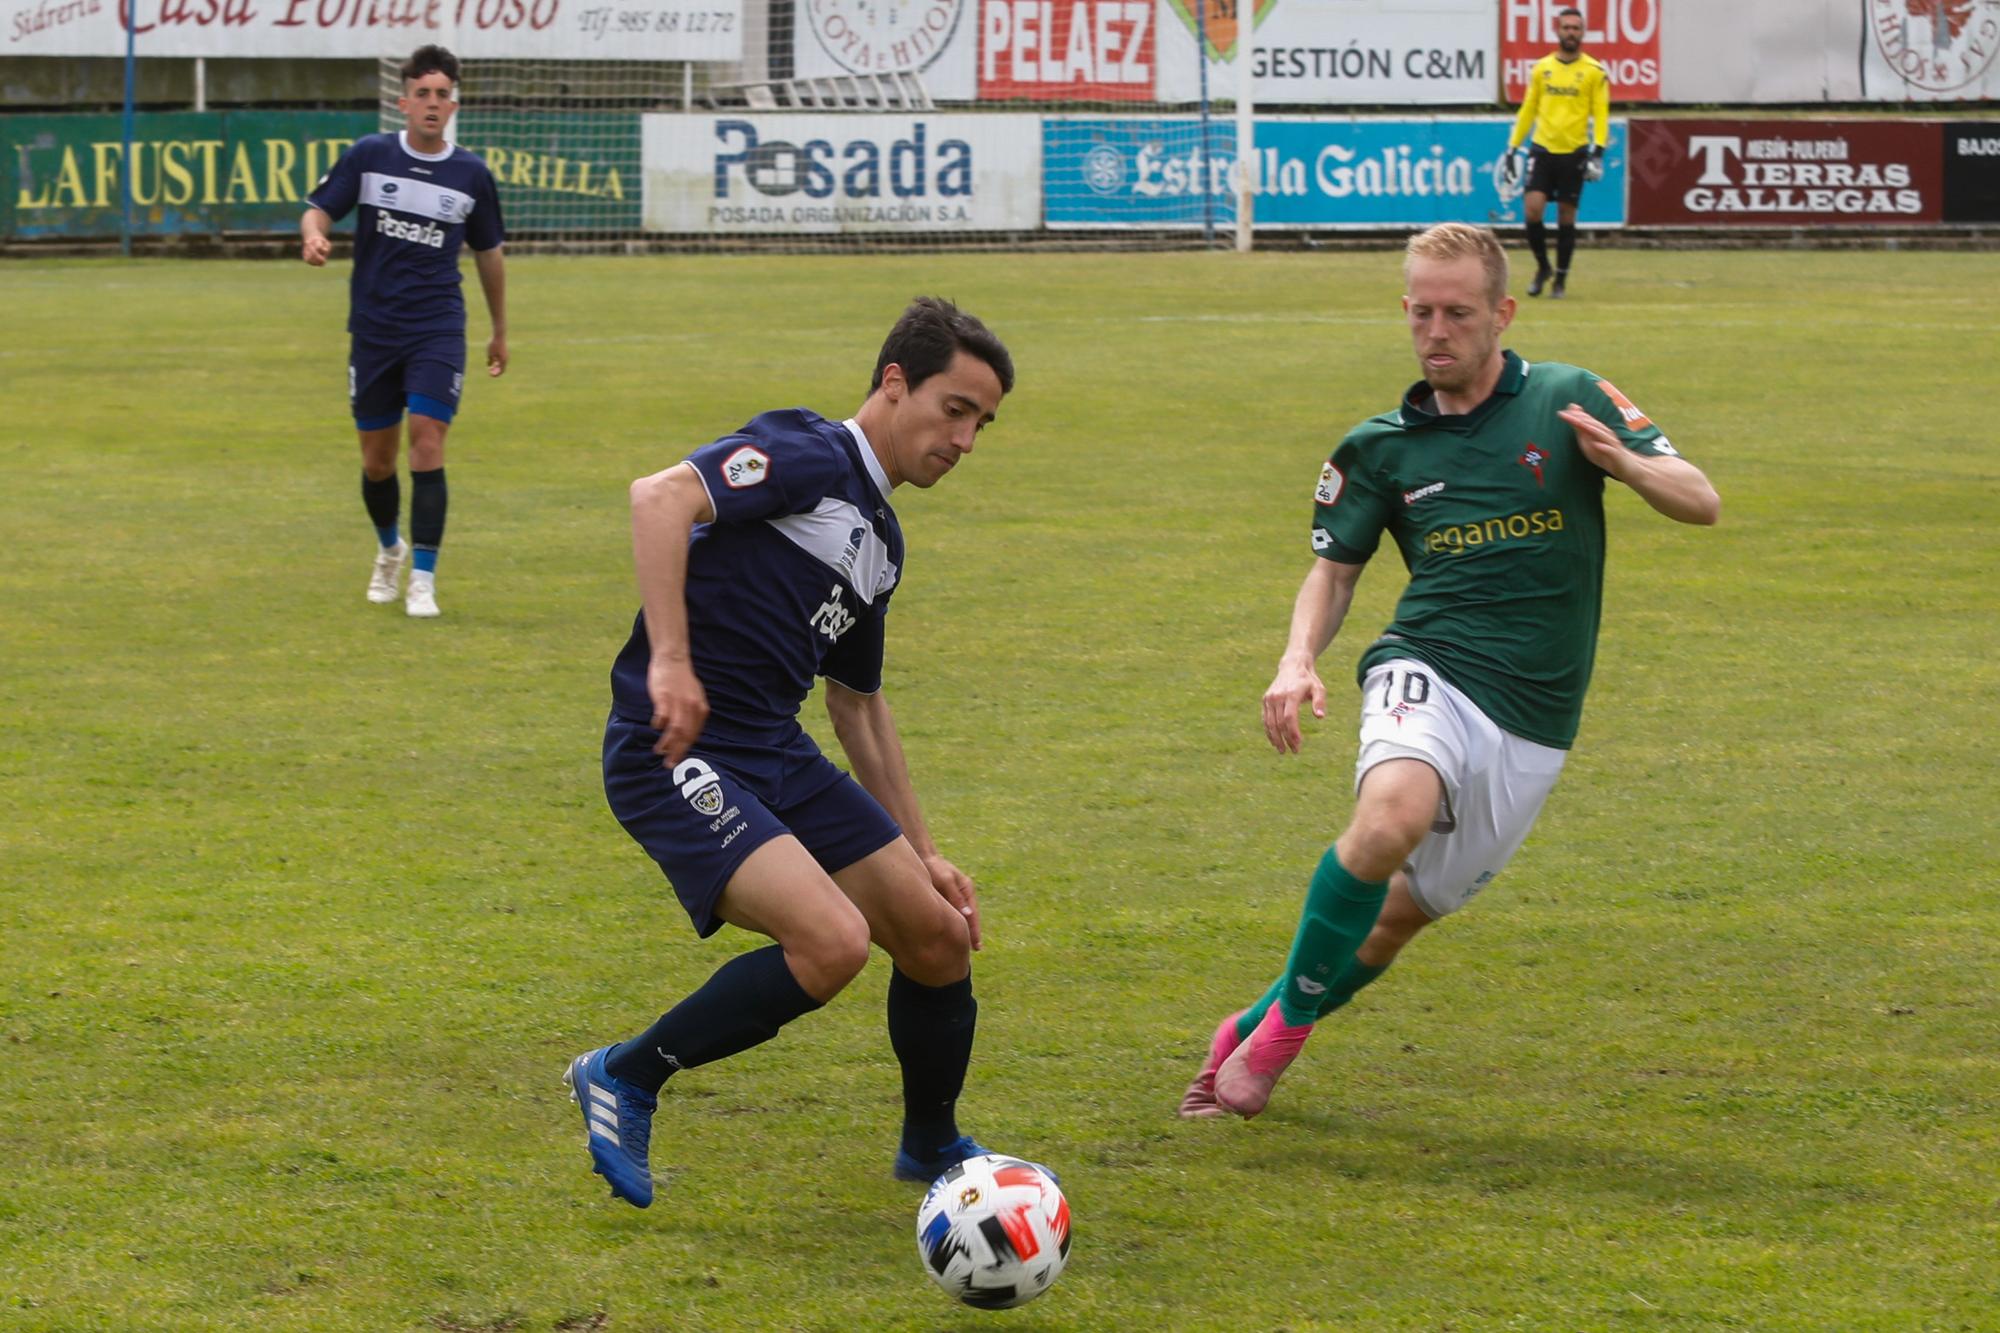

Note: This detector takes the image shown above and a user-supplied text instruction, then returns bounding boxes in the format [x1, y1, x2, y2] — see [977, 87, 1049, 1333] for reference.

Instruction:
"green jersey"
[1311, 351, 1680, 749]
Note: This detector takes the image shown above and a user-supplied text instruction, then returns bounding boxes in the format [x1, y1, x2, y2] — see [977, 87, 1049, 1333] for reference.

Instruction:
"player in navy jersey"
[301, 44, 506, 618]
[565, 298, 1022, 1210]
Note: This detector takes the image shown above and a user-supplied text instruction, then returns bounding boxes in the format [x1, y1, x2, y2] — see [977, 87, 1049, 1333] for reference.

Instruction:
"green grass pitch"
[1, 249, 1995, 1331]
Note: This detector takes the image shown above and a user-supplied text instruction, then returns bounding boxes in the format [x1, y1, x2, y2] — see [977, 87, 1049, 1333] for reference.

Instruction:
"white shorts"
[1354, 658, 1568, 920]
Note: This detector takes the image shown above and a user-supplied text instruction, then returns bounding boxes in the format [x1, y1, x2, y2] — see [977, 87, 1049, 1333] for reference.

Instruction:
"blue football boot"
[896, 1134, 1065, 1187]
[894, 1133, 995, 1184]
[564, 1046, 658, 1209]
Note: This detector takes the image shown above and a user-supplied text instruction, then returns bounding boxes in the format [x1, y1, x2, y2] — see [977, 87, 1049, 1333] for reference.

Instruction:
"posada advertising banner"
[3, 0, 743, 60]
[1626, 118, 1945, 225]
[641, 113, 1042, 233]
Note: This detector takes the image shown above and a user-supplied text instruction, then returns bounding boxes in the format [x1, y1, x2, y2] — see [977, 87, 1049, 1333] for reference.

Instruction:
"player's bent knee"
[891, 911, 971, 987]
[1338, 818, 1429, 883]
[789, 914, 873, 999]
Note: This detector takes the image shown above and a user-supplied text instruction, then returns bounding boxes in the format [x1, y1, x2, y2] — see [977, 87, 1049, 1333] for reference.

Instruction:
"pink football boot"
[1213, 1005, 1314, 1118]
[1177, 1010, 1248, 1119]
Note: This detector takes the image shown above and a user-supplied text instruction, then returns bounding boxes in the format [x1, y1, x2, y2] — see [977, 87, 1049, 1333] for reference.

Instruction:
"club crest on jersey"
[673, 758, 727, 817]
[1594, 379, 1652, 429]
[1315, 460, 1343, 506]
[722, 445, 770, 488]
[1518, 444, 1546, 487]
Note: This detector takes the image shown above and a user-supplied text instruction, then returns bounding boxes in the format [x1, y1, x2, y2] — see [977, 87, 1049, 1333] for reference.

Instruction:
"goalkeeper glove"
[1584, 145, 1605, 183]
[1502, 151, 1521, 185]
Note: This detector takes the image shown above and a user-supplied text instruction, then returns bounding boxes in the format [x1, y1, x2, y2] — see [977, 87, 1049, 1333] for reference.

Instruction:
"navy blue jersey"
[610, 410, 904, 745]
[307, 131, 504, 339]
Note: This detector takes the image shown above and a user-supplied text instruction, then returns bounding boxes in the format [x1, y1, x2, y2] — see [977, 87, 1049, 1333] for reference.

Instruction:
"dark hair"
[1556, 6, 1583, 18]
[401, 45, 460, 86]
[870, 296, 1014, 397]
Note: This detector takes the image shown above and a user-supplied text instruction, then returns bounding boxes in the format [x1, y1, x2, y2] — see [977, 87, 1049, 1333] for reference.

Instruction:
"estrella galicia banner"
[1943, 122, 2000, 222]
[641, 113, 1042, 233]
[2, 110, 374, 239]
[1625, 118, 1944, 225]
[1044, 115, 1628, 229]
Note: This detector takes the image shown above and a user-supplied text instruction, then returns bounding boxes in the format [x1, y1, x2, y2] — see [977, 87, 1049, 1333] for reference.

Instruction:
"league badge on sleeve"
[1593, 380, 1653, 430]
[723, 445, 771, 489]
[1315, 460, 1344, 507]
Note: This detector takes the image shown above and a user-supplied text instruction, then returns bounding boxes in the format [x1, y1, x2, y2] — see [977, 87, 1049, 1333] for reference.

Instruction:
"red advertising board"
[1627, 120, 1945, 226]
[978, 0, 1156, 101]
[1501, 0, 1660, 102]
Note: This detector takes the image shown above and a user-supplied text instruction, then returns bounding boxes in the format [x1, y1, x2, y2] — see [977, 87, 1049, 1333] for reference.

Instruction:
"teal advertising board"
[455, 112, 643, 235]
[3, 110, 377, 239]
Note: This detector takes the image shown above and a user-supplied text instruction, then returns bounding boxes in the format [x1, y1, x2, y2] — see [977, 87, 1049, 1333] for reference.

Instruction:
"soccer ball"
[914, 1154, 1071, 1309]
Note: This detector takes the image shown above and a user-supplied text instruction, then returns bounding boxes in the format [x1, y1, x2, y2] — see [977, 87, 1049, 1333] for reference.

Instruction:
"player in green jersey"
[1179, 222, 1720, 1120]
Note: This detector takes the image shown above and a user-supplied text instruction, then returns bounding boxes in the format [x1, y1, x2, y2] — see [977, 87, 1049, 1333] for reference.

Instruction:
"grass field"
[2, 248, 1996, 1332]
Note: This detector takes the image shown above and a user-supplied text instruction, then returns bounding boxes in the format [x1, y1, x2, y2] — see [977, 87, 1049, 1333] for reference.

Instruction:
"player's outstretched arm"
[1264, 557, 1365, 754]
[824, 680, 981, 950]
[1559, 404, 1721, 525]
[473, 245, 507, 376]
[631, 461, 716, 763]
[299, 208, 334, 266]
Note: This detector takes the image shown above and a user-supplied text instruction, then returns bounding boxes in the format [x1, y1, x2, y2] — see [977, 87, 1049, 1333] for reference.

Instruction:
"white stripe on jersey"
[361, 171, 476, 224]
[766, 499, 899, 605]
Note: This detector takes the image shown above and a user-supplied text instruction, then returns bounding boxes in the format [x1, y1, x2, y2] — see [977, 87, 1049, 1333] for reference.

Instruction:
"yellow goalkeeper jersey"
[1509, 53, 1611, 155]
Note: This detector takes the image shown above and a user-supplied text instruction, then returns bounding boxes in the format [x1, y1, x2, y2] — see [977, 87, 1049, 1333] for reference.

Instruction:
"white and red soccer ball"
[914, 1154, 1071, 1309]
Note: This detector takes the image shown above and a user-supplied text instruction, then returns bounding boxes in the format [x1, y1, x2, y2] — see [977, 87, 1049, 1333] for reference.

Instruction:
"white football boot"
[405, 570, 440, 618]
[367, 539, 409, 604]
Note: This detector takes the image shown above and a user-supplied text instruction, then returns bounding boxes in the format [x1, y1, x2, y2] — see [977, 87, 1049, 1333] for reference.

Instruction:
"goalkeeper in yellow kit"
[1504, 7, 1610, 299]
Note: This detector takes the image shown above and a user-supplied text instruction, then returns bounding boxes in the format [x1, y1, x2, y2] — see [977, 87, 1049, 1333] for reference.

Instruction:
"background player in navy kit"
[566, 298, 1018, 1210]
[301, 45, 506, 618]
[1179, 224, 1719, 1121]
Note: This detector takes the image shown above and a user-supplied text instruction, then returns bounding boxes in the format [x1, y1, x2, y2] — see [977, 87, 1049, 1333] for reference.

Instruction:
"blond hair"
[1403, 223, 1509, 308]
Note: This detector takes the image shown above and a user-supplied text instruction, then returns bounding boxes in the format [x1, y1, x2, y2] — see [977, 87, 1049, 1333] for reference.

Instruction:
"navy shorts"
[349, 332, 466, 430]
[602, 714, 903, 938]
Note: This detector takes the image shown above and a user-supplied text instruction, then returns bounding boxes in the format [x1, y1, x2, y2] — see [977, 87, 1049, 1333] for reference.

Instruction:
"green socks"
[1236, 848, 1392, 1035]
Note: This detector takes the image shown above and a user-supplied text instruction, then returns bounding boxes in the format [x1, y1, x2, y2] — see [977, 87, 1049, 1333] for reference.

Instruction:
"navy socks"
[888, 967, 977, 1161]
[362, 471, 399, 547]
[410, 466, 446, 574]
[605, 944, 822, 1094]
